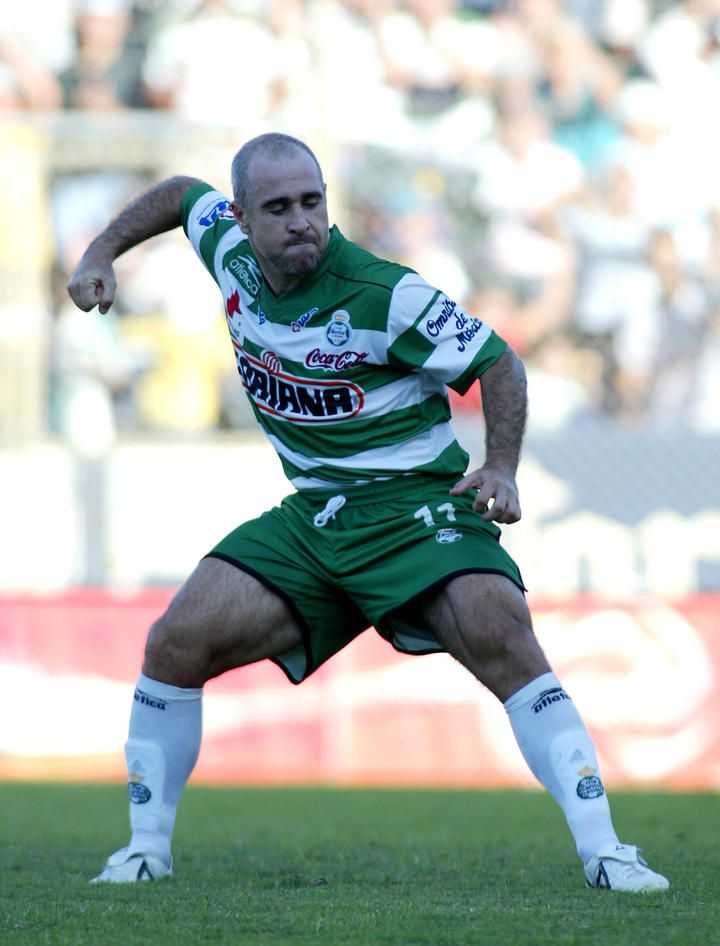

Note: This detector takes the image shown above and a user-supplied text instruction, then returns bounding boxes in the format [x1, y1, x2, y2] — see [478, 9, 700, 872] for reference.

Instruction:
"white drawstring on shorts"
[313, 494, 346, 527]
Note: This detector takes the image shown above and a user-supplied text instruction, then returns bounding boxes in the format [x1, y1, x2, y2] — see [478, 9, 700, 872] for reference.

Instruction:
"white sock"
[504, 672, 620, 862]
[124, 672, 202, 865]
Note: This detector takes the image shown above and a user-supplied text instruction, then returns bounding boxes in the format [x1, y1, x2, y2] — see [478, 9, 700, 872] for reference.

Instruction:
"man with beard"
[68, 133, 668, 893]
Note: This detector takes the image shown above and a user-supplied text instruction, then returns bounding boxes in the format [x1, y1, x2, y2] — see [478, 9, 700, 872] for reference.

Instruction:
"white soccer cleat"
[90, 847, 172, 884]
[584, 844, 669, 893]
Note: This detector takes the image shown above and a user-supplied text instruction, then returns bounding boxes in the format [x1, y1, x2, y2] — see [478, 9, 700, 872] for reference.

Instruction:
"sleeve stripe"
[410, 289, 442, 331]
[387, 326, 435, 369]
[450, 333, 508, 394]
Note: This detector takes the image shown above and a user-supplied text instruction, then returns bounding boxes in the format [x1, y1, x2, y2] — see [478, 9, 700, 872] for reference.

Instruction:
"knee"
[143, 614, 210, 687]
[473, 615, 537, 663]
[474, 620, 550, 699]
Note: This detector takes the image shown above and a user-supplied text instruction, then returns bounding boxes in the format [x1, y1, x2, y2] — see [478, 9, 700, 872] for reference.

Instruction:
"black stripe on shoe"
[137, 858, 155, 881]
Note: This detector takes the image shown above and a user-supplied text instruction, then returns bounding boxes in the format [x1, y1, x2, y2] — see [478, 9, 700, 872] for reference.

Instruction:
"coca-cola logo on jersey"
[304, 348, 369, 372]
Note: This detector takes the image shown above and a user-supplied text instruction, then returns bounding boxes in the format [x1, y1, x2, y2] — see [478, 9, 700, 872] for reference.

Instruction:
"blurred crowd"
[3, 0, 720, 448]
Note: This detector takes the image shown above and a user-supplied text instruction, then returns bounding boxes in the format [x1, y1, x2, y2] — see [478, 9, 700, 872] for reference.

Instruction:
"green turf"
[0, 785, 717, 946]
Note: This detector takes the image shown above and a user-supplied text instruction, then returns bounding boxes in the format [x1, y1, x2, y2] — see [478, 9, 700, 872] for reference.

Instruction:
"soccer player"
[67, 133, 668, 892]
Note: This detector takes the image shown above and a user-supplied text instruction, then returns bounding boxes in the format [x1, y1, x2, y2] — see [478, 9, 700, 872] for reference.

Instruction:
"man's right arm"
[67, 175, 202, 314]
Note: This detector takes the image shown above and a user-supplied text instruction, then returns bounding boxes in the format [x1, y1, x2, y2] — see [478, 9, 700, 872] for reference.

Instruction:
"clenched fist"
[67, 255, 117, 314]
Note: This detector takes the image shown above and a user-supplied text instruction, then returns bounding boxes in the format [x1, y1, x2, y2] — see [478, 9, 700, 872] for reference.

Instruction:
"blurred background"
[1, 0, 719, 789]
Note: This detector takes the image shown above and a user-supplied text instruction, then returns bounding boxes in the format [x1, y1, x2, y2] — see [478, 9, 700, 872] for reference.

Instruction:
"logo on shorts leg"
[435, 528, 463, 544]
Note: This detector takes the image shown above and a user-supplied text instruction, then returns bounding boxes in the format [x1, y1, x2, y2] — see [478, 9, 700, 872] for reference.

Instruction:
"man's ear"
[230, 201, 249, 234]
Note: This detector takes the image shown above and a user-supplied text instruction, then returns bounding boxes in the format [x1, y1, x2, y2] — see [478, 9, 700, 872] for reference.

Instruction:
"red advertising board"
[1, 591, 718, 789]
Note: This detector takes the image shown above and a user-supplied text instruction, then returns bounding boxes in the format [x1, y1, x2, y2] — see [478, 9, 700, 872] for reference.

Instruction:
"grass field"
[0, 784, 717, 946]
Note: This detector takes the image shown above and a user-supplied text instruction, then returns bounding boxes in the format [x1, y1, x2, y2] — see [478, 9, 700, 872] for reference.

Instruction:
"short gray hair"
[231, 133, 323, 207]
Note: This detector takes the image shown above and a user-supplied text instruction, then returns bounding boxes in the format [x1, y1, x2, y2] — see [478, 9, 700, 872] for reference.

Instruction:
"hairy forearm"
[479, 348, 528, 473]
[84, 175, 201, 261]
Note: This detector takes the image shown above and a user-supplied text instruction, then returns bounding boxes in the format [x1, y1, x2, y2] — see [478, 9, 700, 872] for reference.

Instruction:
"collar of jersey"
[259, 225, 343, 308]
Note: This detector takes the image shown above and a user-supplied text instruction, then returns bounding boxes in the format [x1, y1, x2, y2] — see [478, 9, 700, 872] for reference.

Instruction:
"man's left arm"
[450, 348, 528, 523]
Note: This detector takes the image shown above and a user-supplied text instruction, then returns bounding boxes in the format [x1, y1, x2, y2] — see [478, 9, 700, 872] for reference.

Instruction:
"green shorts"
[207, 474, 525, 683]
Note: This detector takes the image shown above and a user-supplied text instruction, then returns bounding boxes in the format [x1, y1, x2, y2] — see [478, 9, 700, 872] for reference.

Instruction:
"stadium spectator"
[50, 295, 152, 454]
[59, 1, 146, 110]
[682, 303, 720, 431]
[534, 17, 623, 170]
[375, 0, 497, 154]
[366, 181, 473, 303]
[0, 30, 63, 110]
[264, 0, 320, 135]
[449, 253, 577, 417]
[307, 0, 407, 147]
[67, 132, 669, 892]
[594, 0, 651, 77]
[487, 0, 562, 79]
[374, 0, 495, 110]
[558, 161, 656, 417]
[140, 0, 288, 129]
[604, 74, 720, 296]
[639, 0, 720, 110]
[470, 96, 582, 293]
[524, 327, 600, 431]
[0, 0, 75, 109]
[643, 228, 720, 427]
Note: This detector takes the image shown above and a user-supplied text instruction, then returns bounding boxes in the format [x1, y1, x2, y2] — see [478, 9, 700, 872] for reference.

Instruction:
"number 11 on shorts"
[413, 502, 457, 527]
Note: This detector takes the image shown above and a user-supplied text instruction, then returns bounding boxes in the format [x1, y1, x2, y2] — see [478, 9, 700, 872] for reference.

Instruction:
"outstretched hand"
[450, 464, 522, 523]
[67, 256, 117, 314]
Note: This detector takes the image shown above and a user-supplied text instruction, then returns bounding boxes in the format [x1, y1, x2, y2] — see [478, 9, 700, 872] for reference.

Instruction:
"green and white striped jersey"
[181, 183, 507, 490]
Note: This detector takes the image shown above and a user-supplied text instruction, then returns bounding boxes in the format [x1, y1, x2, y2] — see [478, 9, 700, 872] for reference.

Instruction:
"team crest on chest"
[325, 310, 352, 347]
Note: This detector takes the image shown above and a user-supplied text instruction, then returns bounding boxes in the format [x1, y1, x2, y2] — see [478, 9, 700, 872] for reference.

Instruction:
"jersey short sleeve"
[181, 182, 240, 283]
[386, 272, 508, 394]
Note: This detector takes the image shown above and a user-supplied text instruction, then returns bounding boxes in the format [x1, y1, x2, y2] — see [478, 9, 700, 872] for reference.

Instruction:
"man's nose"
[287, 204, 310, 230]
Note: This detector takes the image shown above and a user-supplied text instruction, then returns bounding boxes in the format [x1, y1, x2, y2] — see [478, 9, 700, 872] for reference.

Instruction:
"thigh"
[144, 557, 305, 686]
[413, 572, 551, 701]
[208, 504, 370, 682]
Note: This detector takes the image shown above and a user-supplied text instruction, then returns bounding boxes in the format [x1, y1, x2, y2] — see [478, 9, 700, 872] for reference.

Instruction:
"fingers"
[97, 278, 116, 314]
[67, 270, 116, 314]
[67, 253, 117, 313]
[449, 472, 476, 497]
[450, 471, 521, 524]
